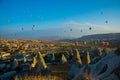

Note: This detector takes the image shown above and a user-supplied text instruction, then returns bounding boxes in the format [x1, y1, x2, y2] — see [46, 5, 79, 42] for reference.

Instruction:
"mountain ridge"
[59, 33, 120, 41]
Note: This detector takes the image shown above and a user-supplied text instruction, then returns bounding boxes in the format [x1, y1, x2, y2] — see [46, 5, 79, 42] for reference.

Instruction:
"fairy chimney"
[82, 51, 91, 65]
[36, 52, 47, 71]
[61, 54, 67, 64]
[75, 49, 82, 65]
[86, 51, 91, 64]
[31, 56, 37, 68]
[52, 53, 55, 61]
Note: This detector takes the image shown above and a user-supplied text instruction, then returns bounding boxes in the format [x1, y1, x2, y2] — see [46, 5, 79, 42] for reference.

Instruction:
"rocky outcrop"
[68, 49, 82, 79]
[72, 49, 82, 65]
[82, 51, 91, 65]
[31, 56, 37, 68]
[35, 52, 51, 76]
[61, 54, 67, 64]
[36, 52, 47, 71]
[72, 51, 120, 80]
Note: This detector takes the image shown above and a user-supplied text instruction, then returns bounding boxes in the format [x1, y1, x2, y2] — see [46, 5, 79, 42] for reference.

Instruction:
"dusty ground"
[50, 63, 71, 80]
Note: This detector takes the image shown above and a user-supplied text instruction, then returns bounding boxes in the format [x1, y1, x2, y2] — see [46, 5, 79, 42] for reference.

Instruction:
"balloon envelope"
[105, 20, 108, 23]
[89, 27, 92, 30]
[70, 29, 72, 31]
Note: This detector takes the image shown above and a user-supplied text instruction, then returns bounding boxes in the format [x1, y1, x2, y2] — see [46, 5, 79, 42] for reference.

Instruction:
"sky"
[0, 0, 120, 39]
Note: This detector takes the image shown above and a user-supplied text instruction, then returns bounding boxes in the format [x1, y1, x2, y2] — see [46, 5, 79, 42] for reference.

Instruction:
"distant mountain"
[60, 33, 120, 42]
[77, 33, 120, 40]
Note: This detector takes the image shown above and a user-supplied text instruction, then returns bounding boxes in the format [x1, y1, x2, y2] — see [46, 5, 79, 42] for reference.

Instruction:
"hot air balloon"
[101, 41, 106, 46]
[105, 20, 108, 23]
[64, 30, 66, 32]
[74, 41, 79, 47]
[89, 27, 92, 30]
[32, 25, 35, 30]
[93, 41, 97, 45]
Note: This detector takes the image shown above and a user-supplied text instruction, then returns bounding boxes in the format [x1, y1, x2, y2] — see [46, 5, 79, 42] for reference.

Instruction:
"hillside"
[60, 33, 120, 41]
[59, 33, 120, 47]
[76, 33, 120, 41]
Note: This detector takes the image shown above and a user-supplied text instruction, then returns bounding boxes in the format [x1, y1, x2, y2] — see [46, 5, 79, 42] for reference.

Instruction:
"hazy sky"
[0, 0, 120, 39]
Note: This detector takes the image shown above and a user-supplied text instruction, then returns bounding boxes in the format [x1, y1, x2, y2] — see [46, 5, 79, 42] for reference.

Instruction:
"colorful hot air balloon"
[74, 41, 79, 47]
[93, 41, 98, 45]
[101, 41, 105, 46]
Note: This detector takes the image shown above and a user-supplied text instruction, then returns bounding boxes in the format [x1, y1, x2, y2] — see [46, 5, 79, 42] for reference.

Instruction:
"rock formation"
[61, 54, 67, 64]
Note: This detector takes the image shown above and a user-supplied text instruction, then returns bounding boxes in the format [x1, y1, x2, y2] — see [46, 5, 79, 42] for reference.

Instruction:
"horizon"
[0, 0, 120, 40]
